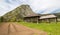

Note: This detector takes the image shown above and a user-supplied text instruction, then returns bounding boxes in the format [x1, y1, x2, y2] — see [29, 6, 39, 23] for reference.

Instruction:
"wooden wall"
[24, 16, 39, 23]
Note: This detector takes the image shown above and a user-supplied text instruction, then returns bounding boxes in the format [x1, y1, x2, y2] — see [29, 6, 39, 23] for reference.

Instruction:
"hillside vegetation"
[1, 5, 37, 22]
[2, 6, 23, 22]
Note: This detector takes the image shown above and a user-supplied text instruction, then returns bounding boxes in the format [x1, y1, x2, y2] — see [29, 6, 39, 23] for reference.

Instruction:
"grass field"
[18, 22, 60, 35]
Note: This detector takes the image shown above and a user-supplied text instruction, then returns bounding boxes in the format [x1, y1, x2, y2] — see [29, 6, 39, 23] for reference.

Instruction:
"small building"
[24, 15, 40, 23]
[39, 14, 57, 23]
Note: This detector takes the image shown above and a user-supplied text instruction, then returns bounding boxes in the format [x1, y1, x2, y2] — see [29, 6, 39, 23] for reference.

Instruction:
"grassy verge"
[18, 22, 60, 35]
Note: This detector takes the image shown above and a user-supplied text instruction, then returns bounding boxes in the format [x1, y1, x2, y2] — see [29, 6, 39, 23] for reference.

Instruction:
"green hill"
[2, 4, 38, 22]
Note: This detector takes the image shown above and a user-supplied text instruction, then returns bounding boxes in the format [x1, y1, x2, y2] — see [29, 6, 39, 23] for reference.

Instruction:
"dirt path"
[0, 22, 47, 35]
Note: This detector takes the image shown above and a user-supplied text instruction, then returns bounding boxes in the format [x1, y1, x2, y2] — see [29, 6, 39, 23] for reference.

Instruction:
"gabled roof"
[40, 14, 57, 19]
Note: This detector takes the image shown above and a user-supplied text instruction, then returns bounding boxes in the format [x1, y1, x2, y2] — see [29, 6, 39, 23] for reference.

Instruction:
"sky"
[0, 0, 60, 16]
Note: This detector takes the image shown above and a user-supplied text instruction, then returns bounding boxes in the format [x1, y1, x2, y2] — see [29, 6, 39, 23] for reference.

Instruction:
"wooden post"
[56, 17, 57, 24]
[31, 18, 32, 23]
[37, 17, 38, 24]
[48, 18, 50, 23]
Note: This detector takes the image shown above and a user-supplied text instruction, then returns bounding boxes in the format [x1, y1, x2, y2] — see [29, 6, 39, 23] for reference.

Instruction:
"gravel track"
[0, 22, 47, 35]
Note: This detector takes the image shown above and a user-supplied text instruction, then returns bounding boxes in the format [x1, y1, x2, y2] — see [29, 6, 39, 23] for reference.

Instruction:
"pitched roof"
[40, 14, 57, 19]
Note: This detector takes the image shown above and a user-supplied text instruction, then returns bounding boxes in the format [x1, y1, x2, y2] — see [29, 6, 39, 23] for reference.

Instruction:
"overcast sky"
[0, 0, 60, 16]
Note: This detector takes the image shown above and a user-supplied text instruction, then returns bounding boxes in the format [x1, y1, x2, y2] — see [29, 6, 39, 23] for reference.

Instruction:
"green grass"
[18, 22, 60, 35]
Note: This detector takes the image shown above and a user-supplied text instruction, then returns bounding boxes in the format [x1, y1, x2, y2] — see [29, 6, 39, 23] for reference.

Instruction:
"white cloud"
[0, 0, 60, 16]
[29, 0, 60, 13]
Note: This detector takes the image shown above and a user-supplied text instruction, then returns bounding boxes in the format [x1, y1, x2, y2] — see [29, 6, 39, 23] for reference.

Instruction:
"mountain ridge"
[1, 4, 38, 22]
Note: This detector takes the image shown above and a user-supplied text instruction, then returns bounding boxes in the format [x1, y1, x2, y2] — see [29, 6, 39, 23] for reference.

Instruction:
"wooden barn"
[20, 5, 40, 23]
[24, 15, 40, 23]
[39, 14, 57, 23]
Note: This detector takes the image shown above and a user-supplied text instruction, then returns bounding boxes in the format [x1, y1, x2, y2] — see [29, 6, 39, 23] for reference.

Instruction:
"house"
[24, 15, 40, 23]
[39, 14, 57, 23]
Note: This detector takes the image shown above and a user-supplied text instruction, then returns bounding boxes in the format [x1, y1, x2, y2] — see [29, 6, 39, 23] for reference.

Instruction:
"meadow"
[19, 22, 60, 35]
